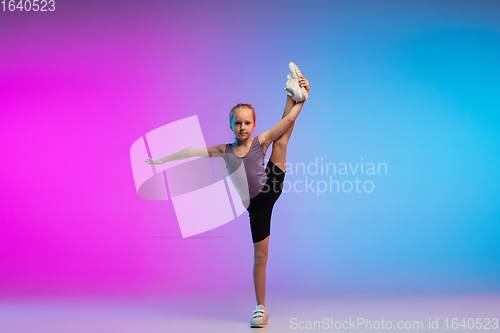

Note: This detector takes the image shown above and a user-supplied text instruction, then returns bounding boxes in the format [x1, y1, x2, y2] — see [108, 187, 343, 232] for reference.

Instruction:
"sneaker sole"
[288, 62, 309, 100]
[250, 321, 268, 328]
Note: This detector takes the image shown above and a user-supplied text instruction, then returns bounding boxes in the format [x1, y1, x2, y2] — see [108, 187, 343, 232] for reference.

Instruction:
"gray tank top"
[225, 136, 267, 200]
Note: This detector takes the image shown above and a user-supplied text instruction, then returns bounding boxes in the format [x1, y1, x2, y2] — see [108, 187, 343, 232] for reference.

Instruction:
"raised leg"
[269, 95, 304, 173]
[279, 95, 298, 141]
[253, 235, 269, 306]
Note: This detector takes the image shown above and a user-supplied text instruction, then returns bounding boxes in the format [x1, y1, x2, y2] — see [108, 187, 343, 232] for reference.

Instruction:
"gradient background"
[1, 0, 499, 304]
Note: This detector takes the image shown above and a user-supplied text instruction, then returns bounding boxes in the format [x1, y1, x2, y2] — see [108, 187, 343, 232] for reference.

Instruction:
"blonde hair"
[229, 103, 257, 130]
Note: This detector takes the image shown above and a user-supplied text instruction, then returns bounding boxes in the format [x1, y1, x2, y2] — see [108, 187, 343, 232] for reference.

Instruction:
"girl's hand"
[299, 76, 310, 95]
[145, 158, 161, 165]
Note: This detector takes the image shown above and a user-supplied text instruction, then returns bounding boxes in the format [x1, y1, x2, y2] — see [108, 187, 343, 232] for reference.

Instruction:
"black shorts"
[245, 160, 286, 243]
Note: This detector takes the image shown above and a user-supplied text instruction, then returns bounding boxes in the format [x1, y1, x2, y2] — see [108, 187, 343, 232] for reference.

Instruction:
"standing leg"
[250, 97, 295, 310]
[269, 96, 305, 173]
[253, 235, 269, 306]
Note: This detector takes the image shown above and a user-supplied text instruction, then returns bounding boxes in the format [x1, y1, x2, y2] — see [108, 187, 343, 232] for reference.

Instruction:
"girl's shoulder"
[216, 144, 228, 153]
[206, 144, 228, 156]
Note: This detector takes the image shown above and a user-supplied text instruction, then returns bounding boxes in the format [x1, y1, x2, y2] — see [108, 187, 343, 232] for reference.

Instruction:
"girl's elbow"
[185, 147, 195, 158]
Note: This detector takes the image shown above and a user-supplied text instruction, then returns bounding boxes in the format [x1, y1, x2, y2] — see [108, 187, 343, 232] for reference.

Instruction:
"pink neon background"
[1, 0, 499, 301]
[1, 1, 286, 298]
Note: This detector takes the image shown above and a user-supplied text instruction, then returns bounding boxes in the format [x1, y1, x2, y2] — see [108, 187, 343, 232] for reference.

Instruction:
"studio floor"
[1, 293, 498, 333]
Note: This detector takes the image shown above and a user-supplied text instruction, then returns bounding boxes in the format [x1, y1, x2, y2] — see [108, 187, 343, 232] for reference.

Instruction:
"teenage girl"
[145, 62, 310, 328]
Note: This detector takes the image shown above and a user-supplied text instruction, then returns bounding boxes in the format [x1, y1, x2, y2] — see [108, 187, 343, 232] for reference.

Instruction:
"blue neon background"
[0, 0, 499, 298]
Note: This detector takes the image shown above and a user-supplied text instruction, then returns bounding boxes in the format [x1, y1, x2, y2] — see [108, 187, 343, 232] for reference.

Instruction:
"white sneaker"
[250, 304, 268, 328]
[284, 62, 308, 102]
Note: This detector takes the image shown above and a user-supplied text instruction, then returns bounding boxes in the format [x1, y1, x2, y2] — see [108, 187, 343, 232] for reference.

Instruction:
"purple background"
[1, 0, 499, 300]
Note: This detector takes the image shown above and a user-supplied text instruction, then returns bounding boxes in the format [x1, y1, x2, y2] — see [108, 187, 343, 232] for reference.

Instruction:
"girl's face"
[231, 107, 255, 140]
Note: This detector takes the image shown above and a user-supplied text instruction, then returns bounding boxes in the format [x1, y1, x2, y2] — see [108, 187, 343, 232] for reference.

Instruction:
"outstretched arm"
[145, 144, 226, 165]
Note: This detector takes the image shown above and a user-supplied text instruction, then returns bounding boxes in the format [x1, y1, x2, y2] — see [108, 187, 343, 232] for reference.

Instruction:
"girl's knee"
[254, 252, 268, 267]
